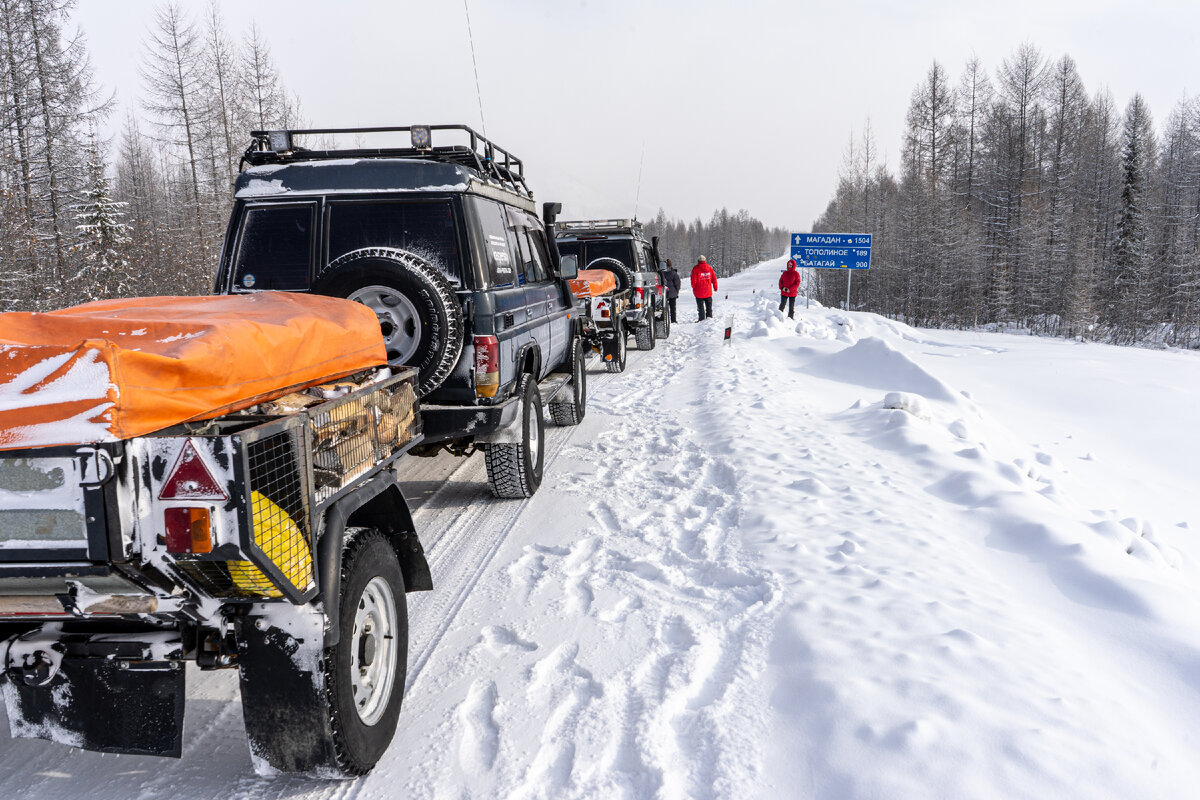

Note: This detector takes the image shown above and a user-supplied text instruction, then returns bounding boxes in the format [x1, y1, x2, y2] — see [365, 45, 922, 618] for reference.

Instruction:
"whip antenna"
[633, 137, 646, 219]
[463, 0, 487, 136]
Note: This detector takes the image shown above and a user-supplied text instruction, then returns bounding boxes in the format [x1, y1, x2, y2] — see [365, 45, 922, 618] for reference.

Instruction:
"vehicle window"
[232, 204, 314, 290]
[556, 241, 581, 262]
[473, 198, 516, 286]
[327, 200, 462, 285]
[505, 208, 531, 286]
[579, 239, 635, 270]
[526, 228, 552, 283]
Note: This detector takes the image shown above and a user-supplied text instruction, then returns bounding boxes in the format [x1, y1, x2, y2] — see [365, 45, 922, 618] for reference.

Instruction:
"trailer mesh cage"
[170, 371, 418, 603]
[246, 425, 314, 595]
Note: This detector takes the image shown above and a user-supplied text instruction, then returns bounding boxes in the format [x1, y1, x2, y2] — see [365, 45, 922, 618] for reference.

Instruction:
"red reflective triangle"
[159, 439, 228, 500]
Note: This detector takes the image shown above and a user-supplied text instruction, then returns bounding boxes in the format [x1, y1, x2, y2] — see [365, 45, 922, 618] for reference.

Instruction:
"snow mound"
[811, 336, 961, 404]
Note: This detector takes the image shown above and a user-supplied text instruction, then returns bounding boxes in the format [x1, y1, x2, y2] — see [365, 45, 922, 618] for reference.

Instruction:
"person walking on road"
[691, 256, 718, 321]
[779, 259, 801, 318]
[661, 259, 681, 323]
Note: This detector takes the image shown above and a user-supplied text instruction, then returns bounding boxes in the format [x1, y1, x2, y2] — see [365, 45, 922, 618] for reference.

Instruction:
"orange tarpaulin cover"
[0, 293, 387, 451]
[568, 269, 619, 298]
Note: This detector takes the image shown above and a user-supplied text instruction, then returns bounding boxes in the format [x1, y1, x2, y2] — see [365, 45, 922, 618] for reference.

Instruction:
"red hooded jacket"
[779, 262, 801, 297]
[691, 261, 718, 299]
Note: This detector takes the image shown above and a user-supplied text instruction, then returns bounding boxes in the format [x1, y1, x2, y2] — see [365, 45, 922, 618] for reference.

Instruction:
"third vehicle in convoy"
[554, 219, 670, 357]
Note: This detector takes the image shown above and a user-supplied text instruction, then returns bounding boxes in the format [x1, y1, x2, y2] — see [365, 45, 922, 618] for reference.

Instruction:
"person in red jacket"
[779, 259, 801, 318]
[690, 256, 718, 321]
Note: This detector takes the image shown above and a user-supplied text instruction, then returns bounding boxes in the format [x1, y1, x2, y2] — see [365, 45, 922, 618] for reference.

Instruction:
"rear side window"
[473, 198, 517, 286]
[327, 200, 462, 285]
[232, 204, 314, 290]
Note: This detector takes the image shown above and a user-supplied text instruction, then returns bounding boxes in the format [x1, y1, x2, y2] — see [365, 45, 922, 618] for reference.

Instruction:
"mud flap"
[235, 615, 335, 775]
[1, 658, 184, 757]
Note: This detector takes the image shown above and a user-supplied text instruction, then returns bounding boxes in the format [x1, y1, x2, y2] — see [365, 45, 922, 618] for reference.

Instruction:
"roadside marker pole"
[845, 270, 851, 311]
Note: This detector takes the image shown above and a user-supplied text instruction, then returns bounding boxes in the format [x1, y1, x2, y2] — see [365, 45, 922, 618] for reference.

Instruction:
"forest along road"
[0, 340, 652, 799]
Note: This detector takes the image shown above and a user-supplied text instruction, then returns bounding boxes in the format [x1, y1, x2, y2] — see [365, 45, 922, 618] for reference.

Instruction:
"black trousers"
[695, 297, 713, 320]
[667, 297, 677, 323]
[779, 294, 795, 317]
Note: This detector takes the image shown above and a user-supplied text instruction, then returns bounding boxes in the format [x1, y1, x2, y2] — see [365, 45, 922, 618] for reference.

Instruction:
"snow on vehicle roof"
[234, 158, 471, 198]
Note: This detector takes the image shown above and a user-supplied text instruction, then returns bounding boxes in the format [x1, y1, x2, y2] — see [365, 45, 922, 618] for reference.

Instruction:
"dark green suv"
[215, 125, 587, 497]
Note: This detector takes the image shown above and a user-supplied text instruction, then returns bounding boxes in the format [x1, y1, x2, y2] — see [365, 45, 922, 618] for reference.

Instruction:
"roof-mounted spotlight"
[266, 130, 291, 152]
[410, 125, 432, 150]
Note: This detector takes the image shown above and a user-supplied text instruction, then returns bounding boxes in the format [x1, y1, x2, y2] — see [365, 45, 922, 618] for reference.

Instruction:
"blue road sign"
[791, 232, 872, 270]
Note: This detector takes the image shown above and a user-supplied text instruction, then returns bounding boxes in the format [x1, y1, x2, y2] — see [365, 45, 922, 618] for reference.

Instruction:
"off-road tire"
[321, 530, 408, 776]
[603, 315, 627, 373]
[314, 248, 464, 397]
[635, 312, 657, 351]
[236, 530, 407, 778]
[549, 337, 587, 426]
[655, 300, 671, 339]
[586, 257, 634, 293]
[484, 374, 544, 498]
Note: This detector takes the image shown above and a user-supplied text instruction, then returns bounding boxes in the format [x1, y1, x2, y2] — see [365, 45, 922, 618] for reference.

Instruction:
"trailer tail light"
[474, 335, 500, 398]
[596, 299, 610, 319]
[634, 287, 644, 307]
[165, 507, 213, 554]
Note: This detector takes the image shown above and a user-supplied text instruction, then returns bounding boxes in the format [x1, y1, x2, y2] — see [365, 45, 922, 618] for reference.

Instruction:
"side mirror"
[558, 253, 578, 279]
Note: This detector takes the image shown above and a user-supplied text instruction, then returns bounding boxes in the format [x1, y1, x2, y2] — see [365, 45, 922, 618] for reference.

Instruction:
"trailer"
[0, 295, 430, 778]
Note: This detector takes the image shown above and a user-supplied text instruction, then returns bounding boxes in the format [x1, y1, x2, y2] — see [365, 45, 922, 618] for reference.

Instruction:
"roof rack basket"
[239, 124, 531, 198]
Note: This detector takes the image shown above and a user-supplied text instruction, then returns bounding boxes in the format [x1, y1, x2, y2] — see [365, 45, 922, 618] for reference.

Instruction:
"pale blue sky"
[76, 0, 1198, 231]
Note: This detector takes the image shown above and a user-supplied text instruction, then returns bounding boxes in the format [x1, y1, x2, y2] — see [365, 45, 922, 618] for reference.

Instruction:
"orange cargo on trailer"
[0, 292, 386, 450]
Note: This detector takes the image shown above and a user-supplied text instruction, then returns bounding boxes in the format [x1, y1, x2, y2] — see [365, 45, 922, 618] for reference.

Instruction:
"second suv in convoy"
[215, 125, 586, 498]
[554, 219, 670, 351]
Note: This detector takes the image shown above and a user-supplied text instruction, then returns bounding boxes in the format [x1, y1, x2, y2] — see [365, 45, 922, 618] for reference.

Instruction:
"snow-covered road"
[3, 257, 1200, 799]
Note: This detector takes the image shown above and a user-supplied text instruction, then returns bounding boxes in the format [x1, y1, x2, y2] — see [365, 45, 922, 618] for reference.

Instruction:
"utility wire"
[463, 0, 487, 137]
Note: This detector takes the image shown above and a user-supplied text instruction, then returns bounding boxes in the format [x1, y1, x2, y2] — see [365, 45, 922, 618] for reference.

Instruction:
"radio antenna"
[463, 0, 487, 136]
[633, 137, 646, 220]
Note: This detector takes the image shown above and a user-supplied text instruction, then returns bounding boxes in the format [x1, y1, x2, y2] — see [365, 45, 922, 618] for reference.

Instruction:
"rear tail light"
[635, 287, 644, 307]
[165, 507, 213, 554]
[474, 335, 500, 398]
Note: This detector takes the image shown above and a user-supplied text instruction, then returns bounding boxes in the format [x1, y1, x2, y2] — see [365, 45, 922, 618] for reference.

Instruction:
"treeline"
[645, 207, 789, 276]
[0, 0, 297, 312]
[812, 44, 1200, 347]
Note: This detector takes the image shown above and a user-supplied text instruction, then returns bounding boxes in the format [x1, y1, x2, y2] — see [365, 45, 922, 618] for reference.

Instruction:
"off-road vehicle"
[554, 219, 670, 358]
[216, 125, 586, 498]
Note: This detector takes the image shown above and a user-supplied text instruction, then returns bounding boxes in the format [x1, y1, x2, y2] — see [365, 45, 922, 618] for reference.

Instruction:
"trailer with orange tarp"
[565, 264, 632, 373]
[0, 292, 430, 777]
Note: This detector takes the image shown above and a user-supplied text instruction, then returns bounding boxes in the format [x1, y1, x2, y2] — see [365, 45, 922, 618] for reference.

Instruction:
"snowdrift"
[0, 292, 386, 451]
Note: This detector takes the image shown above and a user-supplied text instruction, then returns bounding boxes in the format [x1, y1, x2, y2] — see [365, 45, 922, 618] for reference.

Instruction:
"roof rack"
[239, 124, 531, 199]
[554, 219, 643, 234]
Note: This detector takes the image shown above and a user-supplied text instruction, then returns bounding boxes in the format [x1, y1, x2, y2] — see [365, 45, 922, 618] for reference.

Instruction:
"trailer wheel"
[549, 337, 587, 426]
[603, 316, 627, 373]
[484, 374, 544, 498]
[238, 530, 407, 778]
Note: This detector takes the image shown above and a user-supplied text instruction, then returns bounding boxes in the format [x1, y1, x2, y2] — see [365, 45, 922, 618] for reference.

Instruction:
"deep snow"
[1, 256, 1198, 799]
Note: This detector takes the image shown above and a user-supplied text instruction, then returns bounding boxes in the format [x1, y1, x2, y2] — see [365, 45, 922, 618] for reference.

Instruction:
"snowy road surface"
[3, 257, 1200, 799]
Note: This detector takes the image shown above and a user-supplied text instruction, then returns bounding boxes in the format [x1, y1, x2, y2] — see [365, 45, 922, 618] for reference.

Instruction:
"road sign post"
[790, 233, 872, 311]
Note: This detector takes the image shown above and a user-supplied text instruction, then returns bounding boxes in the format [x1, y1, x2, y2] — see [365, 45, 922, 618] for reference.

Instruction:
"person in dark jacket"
[690, 256, 718, 321]
[660, 259, 681, 323]
[779, 259, 801, 318]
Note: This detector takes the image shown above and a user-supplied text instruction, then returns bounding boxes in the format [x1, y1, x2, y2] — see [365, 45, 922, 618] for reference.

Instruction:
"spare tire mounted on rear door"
[315, 247, 464, 397]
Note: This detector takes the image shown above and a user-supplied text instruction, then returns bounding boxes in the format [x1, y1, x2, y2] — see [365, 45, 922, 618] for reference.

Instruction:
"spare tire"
[586, 257, 634, 293]
[314, 248, 464, 397]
